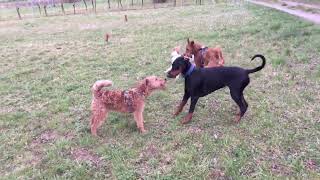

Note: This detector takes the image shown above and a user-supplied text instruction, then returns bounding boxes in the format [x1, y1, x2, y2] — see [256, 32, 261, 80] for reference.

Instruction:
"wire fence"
[0, 0, 244, 20]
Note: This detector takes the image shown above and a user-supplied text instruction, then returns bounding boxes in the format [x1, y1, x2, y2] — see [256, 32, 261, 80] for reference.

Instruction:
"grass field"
[1, 2, 320, 179]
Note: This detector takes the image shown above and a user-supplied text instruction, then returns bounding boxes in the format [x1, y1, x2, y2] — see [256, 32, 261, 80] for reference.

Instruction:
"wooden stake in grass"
[73, 3, 76, 14]
[124, 14, 128, 22]
[107, 0, 110, 8]
[105, 33, 110, 42]
[16, 7, 22, 20]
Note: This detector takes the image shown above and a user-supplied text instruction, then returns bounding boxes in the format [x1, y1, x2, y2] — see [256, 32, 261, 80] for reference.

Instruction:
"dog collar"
[183, 64, 195, 77]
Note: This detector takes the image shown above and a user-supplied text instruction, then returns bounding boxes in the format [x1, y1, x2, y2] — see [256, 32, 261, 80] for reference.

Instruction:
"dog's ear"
[176, 46, 180, 53]
[190, 41, 194, 46]
[187, 38, 190, 44]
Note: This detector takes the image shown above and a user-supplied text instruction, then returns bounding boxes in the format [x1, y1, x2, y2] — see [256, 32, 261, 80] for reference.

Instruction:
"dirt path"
[247, 0, 320, 24]
[281, 0, 320, 10]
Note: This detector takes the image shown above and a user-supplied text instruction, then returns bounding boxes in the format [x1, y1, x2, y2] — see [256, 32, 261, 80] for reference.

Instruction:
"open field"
[1, 2, 320, 179]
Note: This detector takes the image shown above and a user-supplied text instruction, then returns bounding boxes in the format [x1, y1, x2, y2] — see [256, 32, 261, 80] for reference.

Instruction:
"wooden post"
[83, 0, 87, 10]
[141, 0, 143, 7]
[73, 3, 76, 14]
[94, 0, 96, 12]
[107, 0, 110, 8]
[16, 7, 22, 20]
[124, 14, 127, 22]
[118, 0, 123, 8]
[131, 0, 133, 6]
[105, 33, 110, 42]
[173, 0, 176, 6]
[37, 3, 41, 15]
[44, 5, 48, 16]
[91, 0, 94, 10]
[61, 3, 65, 14]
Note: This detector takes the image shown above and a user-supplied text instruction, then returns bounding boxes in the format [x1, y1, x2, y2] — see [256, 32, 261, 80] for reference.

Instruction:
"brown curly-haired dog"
[184, 38, 225, 68]
[90, 76, 166, 136]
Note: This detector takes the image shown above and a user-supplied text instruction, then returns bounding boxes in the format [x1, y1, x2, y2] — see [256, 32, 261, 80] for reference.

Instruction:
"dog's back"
[92, 80, 113, 98]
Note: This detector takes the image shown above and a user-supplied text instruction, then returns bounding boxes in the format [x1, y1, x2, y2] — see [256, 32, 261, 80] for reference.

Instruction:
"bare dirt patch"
[136, 144, 173, 176]
[70, 148, 103, 167]
[248, 0, 320, 24]
[25, 130, 61, 165]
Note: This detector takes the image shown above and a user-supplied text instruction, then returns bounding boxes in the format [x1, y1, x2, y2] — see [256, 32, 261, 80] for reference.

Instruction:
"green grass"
[1, 2, 320, 179]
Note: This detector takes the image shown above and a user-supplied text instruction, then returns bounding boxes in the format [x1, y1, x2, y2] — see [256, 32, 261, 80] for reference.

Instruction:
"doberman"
[167, 54, 266, 124]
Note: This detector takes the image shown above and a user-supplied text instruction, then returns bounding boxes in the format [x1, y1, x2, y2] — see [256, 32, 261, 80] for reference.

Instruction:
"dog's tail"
[246, 54, 266, 74]
[92, 80, 113, 97]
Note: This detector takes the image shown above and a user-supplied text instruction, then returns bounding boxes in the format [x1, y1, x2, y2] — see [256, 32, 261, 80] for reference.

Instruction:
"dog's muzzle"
[167, 71, 178, 79]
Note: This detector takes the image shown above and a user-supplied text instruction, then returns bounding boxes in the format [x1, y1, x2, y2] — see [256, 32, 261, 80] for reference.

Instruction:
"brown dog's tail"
[246, 54, 266, 74]
[92, 80, 113, 98]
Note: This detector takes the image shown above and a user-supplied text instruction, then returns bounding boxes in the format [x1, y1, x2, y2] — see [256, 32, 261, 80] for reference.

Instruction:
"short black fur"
[167, 54, 266, 122]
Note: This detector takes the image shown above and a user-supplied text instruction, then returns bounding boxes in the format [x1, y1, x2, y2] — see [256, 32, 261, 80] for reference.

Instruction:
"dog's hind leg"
[241, 95, 248, 110]
[230, 89, 247, 123]
[90, 107, 107, 136]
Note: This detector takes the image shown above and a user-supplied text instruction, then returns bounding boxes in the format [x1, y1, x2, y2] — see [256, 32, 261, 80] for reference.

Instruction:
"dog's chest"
[122, 90, 138, 113]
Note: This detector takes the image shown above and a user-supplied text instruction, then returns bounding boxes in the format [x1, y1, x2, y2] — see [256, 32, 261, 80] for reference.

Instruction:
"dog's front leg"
[180, 97, 198, 124]
[134, 110, 147, 133]
[174, 92, 190, 116]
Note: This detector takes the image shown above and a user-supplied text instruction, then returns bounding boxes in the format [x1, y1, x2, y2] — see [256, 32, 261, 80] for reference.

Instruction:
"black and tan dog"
[167, 54, 266, 124]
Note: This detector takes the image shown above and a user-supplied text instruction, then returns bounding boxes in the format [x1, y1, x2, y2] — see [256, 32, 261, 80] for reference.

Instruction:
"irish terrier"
[184, 38, 225, 68]
[90, 76, 166, 136]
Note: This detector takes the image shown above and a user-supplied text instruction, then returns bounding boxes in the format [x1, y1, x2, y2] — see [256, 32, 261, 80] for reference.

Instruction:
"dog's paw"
[180, 118, 191, 124]
[173, 111, 180, 117]
[180, 113, 193, 124]
[140, 129, 148, 134]
[234, 115, 241, 123]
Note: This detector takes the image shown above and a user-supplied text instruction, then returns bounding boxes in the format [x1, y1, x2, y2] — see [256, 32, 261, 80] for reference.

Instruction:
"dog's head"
[172, 46, 180, 54]
[184, 38, 199, 58]
[170, 46, 181, 63]
[167, 56, 191, 78]
[143, 76, 166, 91]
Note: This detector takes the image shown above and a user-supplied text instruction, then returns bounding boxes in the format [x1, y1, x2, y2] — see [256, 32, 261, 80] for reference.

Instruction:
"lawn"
[1, 2, 320, 179]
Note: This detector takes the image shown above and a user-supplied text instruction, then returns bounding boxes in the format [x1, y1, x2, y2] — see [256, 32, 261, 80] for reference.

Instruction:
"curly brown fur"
[90, 76, 166, 136]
